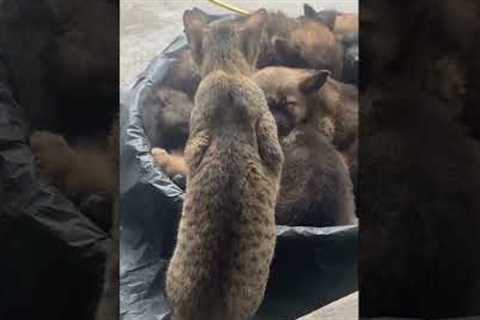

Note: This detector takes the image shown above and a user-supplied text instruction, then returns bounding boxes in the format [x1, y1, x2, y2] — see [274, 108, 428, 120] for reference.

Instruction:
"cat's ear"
[183, 8, 210, 65]
[316, 10, 337, 31]
[303, 4, 317, 19]
[299, 70, 330, 94]
[183, 7, 210, 31]
[239, 9, 268, 65]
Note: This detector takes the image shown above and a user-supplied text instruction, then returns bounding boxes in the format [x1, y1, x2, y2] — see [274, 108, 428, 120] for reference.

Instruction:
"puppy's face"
[253, 67, 330, 137]
[30, 131, 75, 176]
[156, 88, 194, 150]
[272, 20, 339, 72]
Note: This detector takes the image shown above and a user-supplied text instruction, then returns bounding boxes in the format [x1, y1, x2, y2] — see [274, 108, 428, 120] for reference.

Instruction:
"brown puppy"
[255, 10, 343, 78]
[253, 66, 356, 226]
[253, 66, 358, 174]
[302, 4, 358, 84]
[142, 87, 193, 152]
[272, 19, 343, 78]
[277, 123, 356, 226]
[155, 66, 358, 225]
[302, 4, 358, 41]
[256, 10, 301, 68]
[162, 49, 201, 99]
[165, 8, 283, 320]
[30, 130, 116, 198]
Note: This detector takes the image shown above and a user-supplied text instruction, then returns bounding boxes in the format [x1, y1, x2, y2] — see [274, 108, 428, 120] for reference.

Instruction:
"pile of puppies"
[146, 4, 359, 227]
[159, 8, 356, 320]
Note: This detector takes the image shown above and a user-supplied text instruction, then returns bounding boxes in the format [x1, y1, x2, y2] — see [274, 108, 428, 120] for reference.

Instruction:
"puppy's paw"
[30, 131, 74, 179]
[151, 148, 188, 178]
[151, 147, 170, 168]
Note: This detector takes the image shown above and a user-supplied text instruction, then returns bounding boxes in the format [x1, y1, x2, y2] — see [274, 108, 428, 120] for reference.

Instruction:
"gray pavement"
[299, 292, 358, 320]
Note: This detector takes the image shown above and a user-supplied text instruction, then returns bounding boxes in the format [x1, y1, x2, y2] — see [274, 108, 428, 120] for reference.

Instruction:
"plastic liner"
[0, 73, 110, 318]
[119, 13, 358, 320]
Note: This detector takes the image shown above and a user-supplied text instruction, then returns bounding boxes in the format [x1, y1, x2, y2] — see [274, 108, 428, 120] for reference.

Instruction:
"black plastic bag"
[119, 12, 358, 320]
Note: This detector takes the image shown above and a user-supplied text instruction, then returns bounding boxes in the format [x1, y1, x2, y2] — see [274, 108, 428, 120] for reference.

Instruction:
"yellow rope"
[207, 0, 250, 16]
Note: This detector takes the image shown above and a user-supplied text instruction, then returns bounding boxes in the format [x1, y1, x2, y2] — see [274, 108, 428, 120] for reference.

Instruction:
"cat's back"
[192, 70, 269, 157]
[195, 70, 268, 119]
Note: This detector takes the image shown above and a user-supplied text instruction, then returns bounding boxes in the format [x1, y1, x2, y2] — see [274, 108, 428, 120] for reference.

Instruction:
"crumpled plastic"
[119, 12, 358, 320]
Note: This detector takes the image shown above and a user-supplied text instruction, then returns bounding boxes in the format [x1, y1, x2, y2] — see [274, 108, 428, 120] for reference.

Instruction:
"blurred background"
[120, 0, 358, 87]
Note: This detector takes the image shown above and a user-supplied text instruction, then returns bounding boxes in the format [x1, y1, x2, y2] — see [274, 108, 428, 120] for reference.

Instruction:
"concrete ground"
[299, 292, 358, 320]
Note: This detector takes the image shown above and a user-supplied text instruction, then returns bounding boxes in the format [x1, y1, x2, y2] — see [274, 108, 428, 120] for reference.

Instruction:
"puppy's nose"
[266, 97, 278, 108]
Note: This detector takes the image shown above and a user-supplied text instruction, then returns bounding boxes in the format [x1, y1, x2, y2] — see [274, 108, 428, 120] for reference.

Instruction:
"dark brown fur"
[324, 76, 358, 180]
[141, 87, 193, 152]
[162, 49, 201, 99]
[302, 4, 358, 41]
[302, 5, 358, 84]
[276, 125, 356, 226]
[166, 9, 284, 320]
[253, 66, 356, 226]
[272, 19, 344, 78]
[256, 10, 344, 78]
[256, 10, 301, 68]
[253, 66, 358, 183]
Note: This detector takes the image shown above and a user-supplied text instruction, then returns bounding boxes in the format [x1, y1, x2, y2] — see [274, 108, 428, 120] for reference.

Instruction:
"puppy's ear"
[303, 4, 317, 19]
[299, 70, 330, 94]
[239, 9, 268, 65]
[316, 10, 337, 31]
[183, 9, 209, 65]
